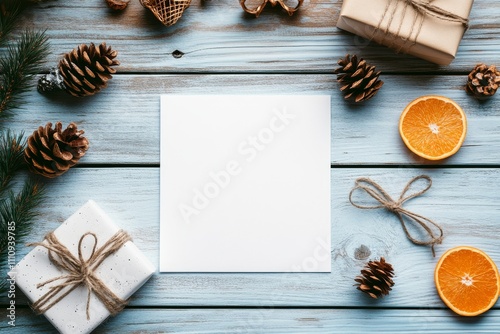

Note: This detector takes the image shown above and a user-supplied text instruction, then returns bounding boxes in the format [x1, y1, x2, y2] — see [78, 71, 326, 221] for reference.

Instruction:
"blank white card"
[160, 95, 331, 272]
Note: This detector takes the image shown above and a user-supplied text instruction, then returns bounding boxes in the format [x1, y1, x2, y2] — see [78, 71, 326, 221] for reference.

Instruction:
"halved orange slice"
[399, 95, 467, 160]
[435, 246, 500, 316]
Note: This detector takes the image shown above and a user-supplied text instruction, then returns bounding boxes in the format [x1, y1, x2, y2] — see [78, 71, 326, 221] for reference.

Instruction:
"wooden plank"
[10, 0, 499, 74]
[3, 167, 500, 307]
[6, 74, 500, 166]
[9, 308, 500, 333]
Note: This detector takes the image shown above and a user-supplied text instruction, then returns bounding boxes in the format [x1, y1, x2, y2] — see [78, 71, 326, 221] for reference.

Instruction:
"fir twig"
[0, 29, 49, 117]
[0, 0, 50, 295]
[0, 177, 45, 293]
[0, 178, 44, 241]
[0, 0, 22, 47]
[0, 130, 25, 194]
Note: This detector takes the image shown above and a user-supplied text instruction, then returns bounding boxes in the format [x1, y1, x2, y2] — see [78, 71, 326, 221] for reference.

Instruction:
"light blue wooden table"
[5, 0, 500, 332]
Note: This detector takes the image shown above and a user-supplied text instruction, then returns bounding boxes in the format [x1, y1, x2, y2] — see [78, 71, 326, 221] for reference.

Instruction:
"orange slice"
[434, 246, 500, 316]
[399, 95, 467, 160]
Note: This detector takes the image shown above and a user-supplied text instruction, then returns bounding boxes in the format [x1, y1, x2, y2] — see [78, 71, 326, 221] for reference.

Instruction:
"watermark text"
[6, 221, 16, 327]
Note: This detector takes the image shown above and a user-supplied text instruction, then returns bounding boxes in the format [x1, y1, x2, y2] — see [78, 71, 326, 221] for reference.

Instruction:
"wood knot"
[172, 50, 184, 59]
[354, 244, 371, 260]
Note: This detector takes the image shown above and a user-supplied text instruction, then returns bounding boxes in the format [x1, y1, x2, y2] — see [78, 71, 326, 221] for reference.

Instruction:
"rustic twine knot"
[28, 230, 131, 320]
[376, 0, 469, 53]
[406, 0, 469, 28]
[349, 175, 444, 257]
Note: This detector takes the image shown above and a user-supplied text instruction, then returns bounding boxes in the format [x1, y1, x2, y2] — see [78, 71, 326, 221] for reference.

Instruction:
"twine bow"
[28, 230, 131, 320]
[376, 0, 469, 53]
[349, 175, 443, 257]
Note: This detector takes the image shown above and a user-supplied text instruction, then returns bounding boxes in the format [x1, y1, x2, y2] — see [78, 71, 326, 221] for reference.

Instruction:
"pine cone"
[334, 54, 384, 103]
[466, 63, 500, 99]
[24, 122, 89, 178]
[354, 257, 394, 299]
[38, 43, 119, 97]
[37, 68, 65, 93]
[105, 0, 130, 10]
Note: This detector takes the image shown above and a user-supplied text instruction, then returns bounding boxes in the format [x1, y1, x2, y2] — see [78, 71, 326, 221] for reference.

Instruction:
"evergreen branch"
[0, 1, 51, 295]
[0, 130, 25, 194]
[0, 178, 44, 244]
[0, 29, 49, 117]
[0, 0, 22, 47]
[0, 177, 45, 293]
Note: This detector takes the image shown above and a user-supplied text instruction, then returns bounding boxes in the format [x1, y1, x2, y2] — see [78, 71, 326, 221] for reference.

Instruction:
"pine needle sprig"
[0, 0, 22, 47]
[0, 130, 25, 193]
[0, 0, 50, 295]
[0, 177, 45, 241]
[0, 29, 49, 117]
[0, 177, 45, 293]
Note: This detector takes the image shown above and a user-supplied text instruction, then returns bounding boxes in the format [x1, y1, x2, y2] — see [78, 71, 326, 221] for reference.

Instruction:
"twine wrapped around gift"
[349, 175, 444, 257]
[375, 0, 469, 53]
[140, 0, 191, 27]
[28, 230, 131, 320]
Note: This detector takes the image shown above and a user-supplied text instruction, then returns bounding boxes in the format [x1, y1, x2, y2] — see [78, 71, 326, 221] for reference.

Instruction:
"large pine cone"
[59, 42, 119, 97]
[466, 63, 500, 99]
[334, 54, 384, 103]
[24, 122, 89, 178]
[354, 257, 395, 299]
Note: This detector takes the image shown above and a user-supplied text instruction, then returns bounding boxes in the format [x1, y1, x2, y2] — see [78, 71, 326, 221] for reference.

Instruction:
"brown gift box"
[336, 0, 474, 65]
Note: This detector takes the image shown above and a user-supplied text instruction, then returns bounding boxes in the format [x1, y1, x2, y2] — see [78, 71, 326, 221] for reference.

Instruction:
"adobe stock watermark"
[6, 221, 16, 327]
[178, 106, 296, 224]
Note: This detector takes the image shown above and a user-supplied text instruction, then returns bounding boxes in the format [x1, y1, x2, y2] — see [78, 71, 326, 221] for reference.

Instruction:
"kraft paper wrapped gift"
[336, 0, 474, 65]
[11, 200, 155, 334]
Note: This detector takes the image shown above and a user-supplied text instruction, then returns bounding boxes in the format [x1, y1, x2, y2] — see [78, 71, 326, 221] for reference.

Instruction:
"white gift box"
[11, 200, 155, 334]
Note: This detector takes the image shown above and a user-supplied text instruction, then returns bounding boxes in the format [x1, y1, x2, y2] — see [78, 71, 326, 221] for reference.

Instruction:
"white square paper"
[160, 95, 331, 272]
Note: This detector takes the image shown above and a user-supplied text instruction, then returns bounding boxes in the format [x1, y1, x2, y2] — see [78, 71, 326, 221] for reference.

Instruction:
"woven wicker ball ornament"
[140, 0, 192, 26]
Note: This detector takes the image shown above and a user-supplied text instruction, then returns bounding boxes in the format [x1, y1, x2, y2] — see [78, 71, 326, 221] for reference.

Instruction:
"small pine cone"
[24, 122, 89, 178]
[334, 54, 384, 103]
[60, 43, 119, 97]
[466, 63, 500, 99]
[105, 0, 130, 10]
[38, 43, 119, 97]
[37, 68, 66, 93]
[354, 257, 395, 299]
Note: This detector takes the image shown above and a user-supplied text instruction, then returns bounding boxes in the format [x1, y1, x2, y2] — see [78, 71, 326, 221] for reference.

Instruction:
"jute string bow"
[28, 230, 131, 320]
[349, 175, 443, 257]
[376, 0, 469, 52]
